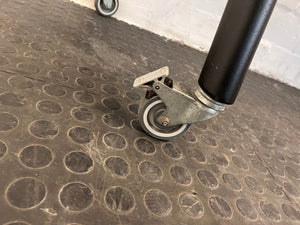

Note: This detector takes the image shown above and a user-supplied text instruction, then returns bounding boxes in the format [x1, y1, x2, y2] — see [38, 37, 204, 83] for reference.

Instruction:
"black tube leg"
[198, 0, 277, 104]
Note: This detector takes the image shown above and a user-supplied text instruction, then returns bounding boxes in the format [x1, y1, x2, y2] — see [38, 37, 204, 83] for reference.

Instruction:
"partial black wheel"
[139, 96, 191, 141]
[95, 0, 119, 17]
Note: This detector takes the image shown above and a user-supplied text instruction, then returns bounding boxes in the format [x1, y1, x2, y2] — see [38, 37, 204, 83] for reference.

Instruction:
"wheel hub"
[139, 96, 190, 140]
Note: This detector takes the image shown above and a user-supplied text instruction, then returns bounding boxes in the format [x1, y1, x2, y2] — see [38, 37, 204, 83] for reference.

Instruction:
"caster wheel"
[139, 96, 191, 141]
[95, 0, 119, 17]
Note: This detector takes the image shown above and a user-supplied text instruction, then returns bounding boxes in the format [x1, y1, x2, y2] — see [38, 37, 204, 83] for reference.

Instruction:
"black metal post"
[198, 0, 277, 104]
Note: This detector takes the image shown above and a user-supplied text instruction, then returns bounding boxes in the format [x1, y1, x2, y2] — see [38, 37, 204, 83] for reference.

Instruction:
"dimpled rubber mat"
[0, 0, 300, 224]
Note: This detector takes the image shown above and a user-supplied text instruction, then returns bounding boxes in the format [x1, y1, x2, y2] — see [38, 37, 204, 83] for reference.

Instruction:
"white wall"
[73, 0, 300, 89]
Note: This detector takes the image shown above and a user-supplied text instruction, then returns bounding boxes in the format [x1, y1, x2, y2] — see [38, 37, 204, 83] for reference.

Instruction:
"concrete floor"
[0, 0, 300, 224]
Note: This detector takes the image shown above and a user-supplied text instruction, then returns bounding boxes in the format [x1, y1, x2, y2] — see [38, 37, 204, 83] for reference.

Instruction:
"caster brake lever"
[133, 66, 169, 88]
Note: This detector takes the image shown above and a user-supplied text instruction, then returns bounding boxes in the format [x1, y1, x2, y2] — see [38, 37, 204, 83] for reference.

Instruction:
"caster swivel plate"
[133, 66, 225, 141]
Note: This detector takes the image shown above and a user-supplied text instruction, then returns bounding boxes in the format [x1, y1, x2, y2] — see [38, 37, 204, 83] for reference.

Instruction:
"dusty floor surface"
[0, 0, 300, 224]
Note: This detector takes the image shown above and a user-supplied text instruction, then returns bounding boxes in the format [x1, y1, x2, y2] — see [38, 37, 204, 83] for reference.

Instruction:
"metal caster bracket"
[134, 66, 226, 128]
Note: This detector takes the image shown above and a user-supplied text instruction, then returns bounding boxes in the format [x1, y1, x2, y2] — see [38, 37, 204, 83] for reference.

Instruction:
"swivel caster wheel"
[139, 96, 191, 141]
[134, 66, 225, 141]
[95, 0, 119, 17]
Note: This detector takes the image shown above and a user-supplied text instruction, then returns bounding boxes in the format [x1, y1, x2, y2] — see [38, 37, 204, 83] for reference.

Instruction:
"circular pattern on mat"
[71, 107, 94, 122]
[162, 143, 182, 159]
[6, 177, 47, 209]
[105, 186, 135, 214]
[170, 165, 192, 185]
[29, 120, 58, 138]
[260, 201, 280, 221]
[144, 190, 171, 216]
[0, 92, 27, 107]
[59, 182, 93, 212]
[0, 113, 18, 131]
[104, 157, 129, 177]
[103, 133, 126, 150]
[64, 151, 93, 174]
[135, 138, 155, 154]
[209, 196, 232, 219]
[36, 100, 62, 114]
[68, 127, 93, 144]
[102, 114, 124, 128]
[236, 199, 257, 220]
[19, 145, 53, 169]
[197, 170, 218, 189]
[179, 193, 204, 218]
[138, 161, 162, 182]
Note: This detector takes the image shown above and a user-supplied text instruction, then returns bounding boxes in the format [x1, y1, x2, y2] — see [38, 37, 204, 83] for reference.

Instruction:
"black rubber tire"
[94, 0, 119, 17]
[138, 96, 191, 141]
